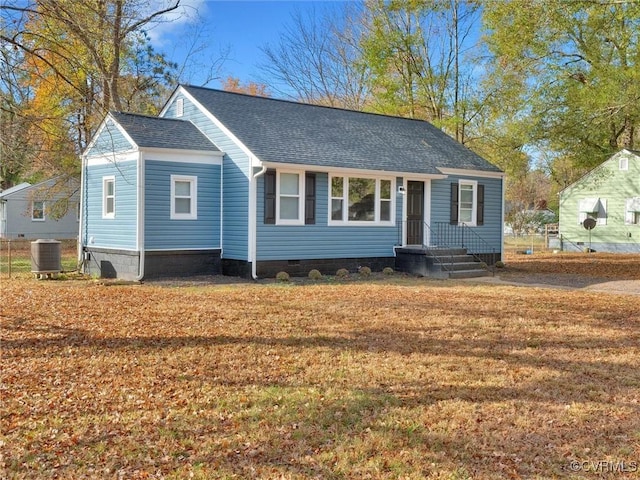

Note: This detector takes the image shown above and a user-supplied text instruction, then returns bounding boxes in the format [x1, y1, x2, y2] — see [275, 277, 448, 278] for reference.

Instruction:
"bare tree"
[260, 4, 371, 109]
[360, 0, 482, 137]
[0, 0, 186, 189]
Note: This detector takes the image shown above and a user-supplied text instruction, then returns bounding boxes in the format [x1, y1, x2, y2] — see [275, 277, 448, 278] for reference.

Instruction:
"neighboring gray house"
[81, 86, 505, 280]
[0, 178, 80, 240]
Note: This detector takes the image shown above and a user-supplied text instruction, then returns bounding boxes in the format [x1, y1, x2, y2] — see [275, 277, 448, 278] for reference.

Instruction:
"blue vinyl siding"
[144, 160, 221, 250]
[87, 118, 133, 156]
[164, 94, 249, 260]
[84, 160, 137, 250]
[430, 175, 503, 252]
[256, 173, 401, 260]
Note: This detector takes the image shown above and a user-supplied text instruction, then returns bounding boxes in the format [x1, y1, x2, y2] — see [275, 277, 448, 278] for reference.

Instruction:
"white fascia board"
[0, 182, 32, 199]
[82, 115, 110, 155]
[159, 86, 181, 117]
[437, 167, 505, 179]
[86, 151, 139, 166]
[260, 161, 447, 179]
[558, 149, 639, 196]
[140, 147, 223, 164]
[172, 86, 257, 165]
[558, 160, 608, 196]
[84, 112, 138, 156]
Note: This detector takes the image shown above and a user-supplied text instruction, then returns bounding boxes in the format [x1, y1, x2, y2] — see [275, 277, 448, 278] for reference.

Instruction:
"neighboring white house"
[0, 178, 80, 240]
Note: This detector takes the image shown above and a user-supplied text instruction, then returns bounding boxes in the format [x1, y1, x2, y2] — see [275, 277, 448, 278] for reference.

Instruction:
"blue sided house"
[80, 85, 504, 280]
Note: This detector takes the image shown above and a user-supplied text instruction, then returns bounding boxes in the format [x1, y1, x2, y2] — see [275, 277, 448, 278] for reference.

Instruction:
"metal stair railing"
[432, 222, 497, 275]
[397, 220, 461, 276]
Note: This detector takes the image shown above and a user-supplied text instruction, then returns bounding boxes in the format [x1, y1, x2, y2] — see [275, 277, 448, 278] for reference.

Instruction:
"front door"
[406, 181, 424, 245]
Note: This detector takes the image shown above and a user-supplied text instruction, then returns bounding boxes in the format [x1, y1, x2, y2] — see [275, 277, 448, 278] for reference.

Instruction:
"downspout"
[136, 151, 145, 281]
[500, 174, 505, 262]
[78, 153, 87, 267]
[251, 164, 267, 280]
[219, 155, 224, 258]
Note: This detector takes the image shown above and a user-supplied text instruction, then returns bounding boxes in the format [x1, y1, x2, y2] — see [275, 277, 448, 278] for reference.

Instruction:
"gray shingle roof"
[111, 112, 220, 152]
[181, 85, 501, 175]
[0, 182, 31, 198]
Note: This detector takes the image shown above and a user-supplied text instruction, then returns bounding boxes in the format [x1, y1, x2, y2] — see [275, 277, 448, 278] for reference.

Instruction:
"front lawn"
[1, 273, 639, 478]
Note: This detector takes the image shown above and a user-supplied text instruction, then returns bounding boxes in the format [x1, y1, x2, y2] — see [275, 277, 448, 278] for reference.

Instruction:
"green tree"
[483, 0, 640, 182]
[0, 0, 180, 183]
[360, 0, 482, 142]
[0, 44, 36, 189]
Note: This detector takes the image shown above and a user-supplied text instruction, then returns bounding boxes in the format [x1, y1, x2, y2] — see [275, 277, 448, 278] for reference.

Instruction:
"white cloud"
[144, 0, 210, 46]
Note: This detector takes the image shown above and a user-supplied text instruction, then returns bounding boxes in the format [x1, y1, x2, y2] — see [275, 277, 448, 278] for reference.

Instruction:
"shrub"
[308, 269, 323, 280]
[335, 268, 350, 279]
[383, 267, 394, 275]
[275, 271, 290, 282]
[358, 266, 372, 277]
[495, 261, 505, 269]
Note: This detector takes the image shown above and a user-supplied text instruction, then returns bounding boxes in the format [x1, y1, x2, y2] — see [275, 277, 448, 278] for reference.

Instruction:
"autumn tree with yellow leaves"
[0, 0, 180, 190]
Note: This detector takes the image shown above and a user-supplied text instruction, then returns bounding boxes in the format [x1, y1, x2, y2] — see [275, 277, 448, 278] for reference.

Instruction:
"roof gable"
[0, 182, 31, 199]
[180, 85, 501, 176]
[110, 112, 220, 153]
[560, 149, 640, 196]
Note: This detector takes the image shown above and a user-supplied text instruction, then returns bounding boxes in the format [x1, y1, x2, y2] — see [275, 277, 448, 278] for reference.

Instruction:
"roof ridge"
[111, 111, 187, 123]
[180, 84, 441, 125]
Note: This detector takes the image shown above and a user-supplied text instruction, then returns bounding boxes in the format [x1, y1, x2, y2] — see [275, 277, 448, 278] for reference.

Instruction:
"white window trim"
[32, 200, 45, 221]
[276, 170, 304, 225]
[328, 174, 396, 226]
[102, 176, 115, 219]
[330, 176, 346, 223]
[171, 175, 198, 220]
[458, 179, 477, 227]
[625, 198, 640, 225]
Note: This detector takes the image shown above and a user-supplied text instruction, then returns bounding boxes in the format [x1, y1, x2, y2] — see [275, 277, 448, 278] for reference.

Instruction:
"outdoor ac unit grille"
[31, 239, 62, 274]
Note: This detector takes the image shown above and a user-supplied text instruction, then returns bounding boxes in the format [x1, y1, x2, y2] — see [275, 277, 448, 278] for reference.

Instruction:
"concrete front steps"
[395, 247, 491, 279]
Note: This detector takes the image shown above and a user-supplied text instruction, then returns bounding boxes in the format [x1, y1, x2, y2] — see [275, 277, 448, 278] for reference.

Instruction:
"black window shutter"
[477, 184, 485, 226]
[264, 169, 276, 224]
[450, 183, 459, 225]
[305, 173, 316, 225]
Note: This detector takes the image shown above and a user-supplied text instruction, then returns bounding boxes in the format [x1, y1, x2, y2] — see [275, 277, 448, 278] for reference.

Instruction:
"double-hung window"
[450, 180, 484, 226]
[103, 176, 115, 219]
[277, 171, 303, 224]
[459, 181, 476, 224]
[329, 175, 394, 225]
[171, 175, 197, 220]
[264, 169, 314, 225]
[625, 198, 640, 225]
[32, 200, 45, 221]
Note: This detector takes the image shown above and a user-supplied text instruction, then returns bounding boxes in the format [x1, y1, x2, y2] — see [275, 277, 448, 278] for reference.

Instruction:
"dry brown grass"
[1, 256, 639, 479]
[502, 252, 640, 279]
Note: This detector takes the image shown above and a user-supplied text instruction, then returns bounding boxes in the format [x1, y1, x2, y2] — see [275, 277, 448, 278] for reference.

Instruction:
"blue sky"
[149, 0, 350, 89]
